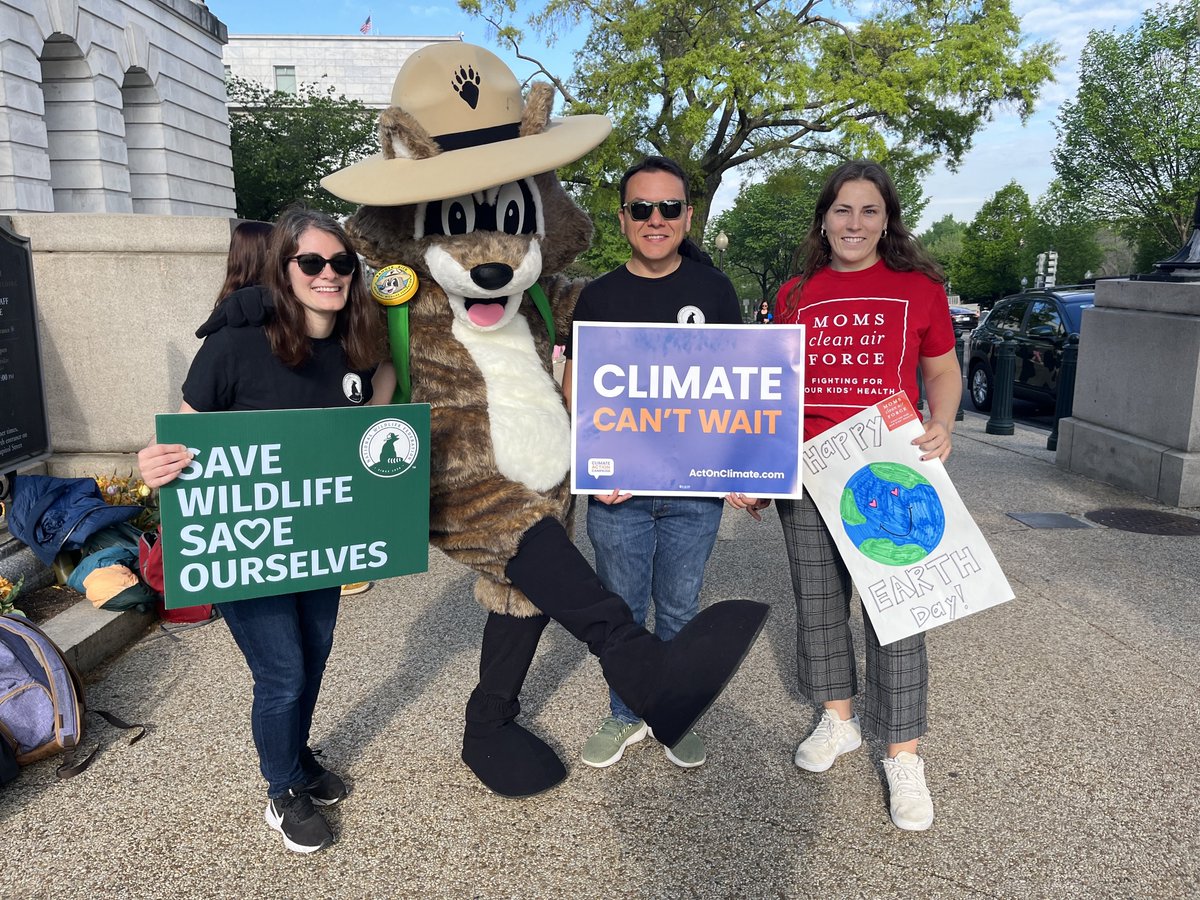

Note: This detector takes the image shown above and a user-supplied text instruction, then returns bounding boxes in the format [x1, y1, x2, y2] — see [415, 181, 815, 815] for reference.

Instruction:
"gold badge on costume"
[371, 264, 419, 306]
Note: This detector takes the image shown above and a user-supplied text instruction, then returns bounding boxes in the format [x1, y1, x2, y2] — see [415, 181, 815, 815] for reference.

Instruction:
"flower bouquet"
[0, 575, 24, 616]
[93, 472, 159, 531]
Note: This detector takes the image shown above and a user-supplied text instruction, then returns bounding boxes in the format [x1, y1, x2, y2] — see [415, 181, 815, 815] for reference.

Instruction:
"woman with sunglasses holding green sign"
[137, 206, 394, 855]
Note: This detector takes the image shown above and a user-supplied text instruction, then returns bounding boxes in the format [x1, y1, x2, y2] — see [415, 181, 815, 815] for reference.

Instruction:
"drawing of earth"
[840, 462, 946, 566]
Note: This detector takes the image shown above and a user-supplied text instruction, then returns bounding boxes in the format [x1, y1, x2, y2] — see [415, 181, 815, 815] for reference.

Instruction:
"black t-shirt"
[564, 256, 741, 357]
[182, 325, 376, 412]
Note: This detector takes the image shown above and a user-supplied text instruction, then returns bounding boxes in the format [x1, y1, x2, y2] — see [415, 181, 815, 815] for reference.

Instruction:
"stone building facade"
[221, 33, 463, 108]
[0, 0, 236, 216]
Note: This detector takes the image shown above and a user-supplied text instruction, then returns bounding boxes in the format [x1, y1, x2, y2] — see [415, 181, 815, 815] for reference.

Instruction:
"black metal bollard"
[986, 331, 1016, 435]
[1047, 333, 1080, 451]
[954, 333, 965, 422]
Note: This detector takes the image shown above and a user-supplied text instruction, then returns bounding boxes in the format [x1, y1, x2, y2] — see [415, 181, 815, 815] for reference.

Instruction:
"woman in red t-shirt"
[729, 160, 960, 832]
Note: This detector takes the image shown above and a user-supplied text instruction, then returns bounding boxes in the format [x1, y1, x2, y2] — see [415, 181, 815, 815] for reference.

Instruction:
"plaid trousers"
[776, 493, 928, 743]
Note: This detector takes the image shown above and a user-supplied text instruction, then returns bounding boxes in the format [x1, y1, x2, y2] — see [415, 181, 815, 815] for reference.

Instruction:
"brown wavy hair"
[263, 206, 382, 370]
[216, 221, 273, 306]
[780, 160, 944, 319]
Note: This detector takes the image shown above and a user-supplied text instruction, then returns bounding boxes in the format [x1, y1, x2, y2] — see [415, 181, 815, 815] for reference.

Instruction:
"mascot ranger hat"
[322, 43, 611, 206]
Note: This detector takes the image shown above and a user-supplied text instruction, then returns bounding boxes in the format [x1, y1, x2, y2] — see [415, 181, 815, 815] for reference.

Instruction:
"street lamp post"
[715, 230, 729, 271]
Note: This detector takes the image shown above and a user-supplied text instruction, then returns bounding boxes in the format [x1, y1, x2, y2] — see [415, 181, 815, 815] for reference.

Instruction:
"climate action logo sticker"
[360, 418, 420, 477]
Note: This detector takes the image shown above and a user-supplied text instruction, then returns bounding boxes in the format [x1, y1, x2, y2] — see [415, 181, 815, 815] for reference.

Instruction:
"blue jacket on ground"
[7, 474, 140, 566]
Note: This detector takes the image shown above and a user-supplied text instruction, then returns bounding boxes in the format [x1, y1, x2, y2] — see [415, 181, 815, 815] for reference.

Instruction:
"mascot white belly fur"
[451, 315, 569, 494]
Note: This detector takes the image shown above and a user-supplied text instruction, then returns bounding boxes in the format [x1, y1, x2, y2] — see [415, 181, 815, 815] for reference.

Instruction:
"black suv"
[966, 287, 1094, 411]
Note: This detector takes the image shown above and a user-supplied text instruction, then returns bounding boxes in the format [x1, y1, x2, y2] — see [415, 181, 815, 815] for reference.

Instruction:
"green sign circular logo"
[360, 418, 420, 478]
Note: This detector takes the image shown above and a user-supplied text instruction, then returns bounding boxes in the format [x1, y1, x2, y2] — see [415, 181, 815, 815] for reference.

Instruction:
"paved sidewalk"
[1, 411, 1196, 899]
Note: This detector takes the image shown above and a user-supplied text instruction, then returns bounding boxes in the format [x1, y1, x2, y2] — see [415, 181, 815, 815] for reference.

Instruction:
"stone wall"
[222, 34, 461, 108]
[11, 212, 233, 477]
[1056, 279, 1200, 506]
[0, 0, 235, 216]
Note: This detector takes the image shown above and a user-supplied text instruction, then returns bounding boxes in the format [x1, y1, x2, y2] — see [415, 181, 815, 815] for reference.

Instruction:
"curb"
[41, 600, 156, 676]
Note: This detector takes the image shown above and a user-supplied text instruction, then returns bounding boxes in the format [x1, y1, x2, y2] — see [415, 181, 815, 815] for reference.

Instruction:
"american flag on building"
[360, 15, 372, 35]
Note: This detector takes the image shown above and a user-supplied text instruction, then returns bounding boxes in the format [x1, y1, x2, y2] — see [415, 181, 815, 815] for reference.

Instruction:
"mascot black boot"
[506, 518, 769, 749]
[462, 611, 565, 797]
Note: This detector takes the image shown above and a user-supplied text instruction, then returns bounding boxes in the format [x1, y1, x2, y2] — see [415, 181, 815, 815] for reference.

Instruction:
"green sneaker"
[581, 717, 647, 768]
[659, 729, 706, 768]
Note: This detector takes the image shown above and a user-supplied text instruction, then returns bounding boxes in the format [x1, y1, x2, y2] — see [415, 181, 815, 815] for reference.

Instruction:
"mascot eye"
[496, 182, 530, 235]
[441, 196, 476, 235]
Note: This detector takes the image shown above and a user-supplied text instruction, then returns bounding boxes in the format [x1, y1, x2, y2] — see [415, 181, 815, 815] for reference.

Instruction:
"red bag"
[138, 527, 214, 624]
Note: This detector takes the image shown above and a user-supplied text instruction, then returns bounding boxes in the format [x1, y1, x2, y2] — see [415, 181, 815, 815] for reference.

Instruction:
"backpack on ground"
[0, 613, 144, 780]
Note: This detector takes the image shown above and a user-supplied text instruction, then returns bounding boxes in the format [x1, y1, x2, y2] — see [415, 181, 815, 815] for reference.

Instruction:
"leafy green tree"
[1053, 0, 1200, 267]
[1024, 181, 1104, 286]
[709, 170, 824, 304]
[918, 215, 967, 292]
[955, 182, 1032, 304]
[226, 77, 379, 221]
[1094, 228, 1137, 277]
[462, 0, 1057, 237]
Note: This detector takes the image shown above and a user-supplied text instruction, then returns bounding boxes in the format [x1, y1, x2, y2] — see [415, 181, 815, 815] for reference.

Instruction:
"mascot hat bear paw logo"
[322, 43, 612, 207]
[321, 42, 767, 800]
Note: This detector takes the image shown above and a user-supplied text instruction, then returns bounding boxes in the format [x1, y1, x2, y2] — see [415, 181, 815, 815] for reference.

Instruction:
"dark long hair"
[264, 206, 381, 370]
[216, 221, 273, 306]
[781, 160, 944, 319]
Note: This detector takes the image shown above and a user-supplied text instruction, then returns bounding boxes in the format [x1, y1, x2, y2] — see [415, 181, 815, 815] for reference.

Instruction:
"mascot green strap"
[388, 304, 412, 405]
[528, 283, 555, 348]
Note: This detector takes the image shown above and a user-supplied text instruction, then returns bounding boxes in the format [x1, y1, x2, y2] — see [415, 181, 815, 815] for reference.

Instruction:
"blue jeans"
[586, 495, 725, 723]
[218, 587, 340, 797]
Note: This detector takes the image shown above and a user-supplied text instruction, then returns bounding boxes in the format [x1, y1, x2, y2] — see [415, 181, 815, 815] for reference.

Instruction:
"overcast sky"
[206, 0, 1160, 231]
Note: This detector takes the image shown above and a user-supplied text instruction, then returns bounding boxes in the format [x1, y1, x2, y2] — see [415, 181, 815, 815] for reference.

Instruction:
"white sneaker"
[882, 751, 934, 831]
[793, 709, 862, 772]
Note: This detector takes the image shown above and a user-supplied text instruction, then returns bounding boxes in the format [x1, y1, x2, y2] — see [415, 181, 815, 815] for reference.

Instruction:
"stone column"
[1055, 279, 1200, 507]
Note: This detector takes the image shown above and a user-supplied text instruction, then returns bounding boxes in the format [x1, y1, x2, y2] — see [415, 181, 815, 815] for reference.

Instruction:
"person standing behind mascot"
[316, 44, 769, 799]
[728, 160, 959, 831]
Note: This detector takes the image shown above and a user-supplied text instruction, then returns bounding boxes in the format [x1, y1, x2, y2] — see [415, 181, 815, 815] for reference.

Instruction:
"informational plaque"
[156, 404, 431, 607]
[0, 220, 51, 476]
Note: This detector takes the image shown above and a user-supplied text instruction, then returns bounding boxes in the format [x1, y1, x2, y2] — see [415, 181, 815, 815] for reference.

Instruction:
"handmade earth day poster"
[802, 393, 1014, 644]
[156, 404, 430, 608]
[571, 323, 805, 497]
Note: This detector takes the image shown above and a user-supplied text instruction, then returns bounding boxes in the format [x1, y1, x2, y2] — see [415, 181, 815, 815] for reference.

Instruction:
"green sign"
[156, 404, 430, 608]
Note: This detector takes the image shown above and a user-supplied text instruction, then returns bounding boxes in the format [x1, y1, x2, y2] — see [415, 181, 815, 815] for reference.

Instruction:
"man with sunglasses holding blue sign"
[562, 155, 742, 770]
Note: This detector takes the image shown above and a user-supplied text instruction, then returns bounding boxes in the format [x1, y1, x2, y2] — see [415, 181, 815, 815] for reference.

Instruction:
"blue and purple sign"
[571, 323, 805, 497]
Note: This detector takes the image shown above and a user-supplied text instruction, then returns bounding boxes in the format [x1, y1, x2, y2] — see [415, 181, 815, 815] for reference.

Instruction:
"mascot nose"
[470, 263, 513, 291]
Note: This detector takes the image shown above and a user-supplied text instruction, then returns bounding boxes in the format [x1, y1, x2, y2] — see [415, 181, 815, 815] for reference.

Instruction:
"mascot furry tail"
[324, 42, 768, 797]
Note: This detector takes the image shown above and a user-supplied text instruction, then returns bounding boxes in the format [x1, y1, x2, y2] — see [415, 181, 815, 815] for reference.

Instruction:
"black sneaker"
[300, 767, 348, 807]
[264, 789, 333, 853]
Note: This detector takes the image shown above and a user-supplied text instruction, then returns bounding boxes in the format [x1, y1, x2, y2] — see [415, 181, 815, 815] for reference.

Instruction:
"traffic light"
[1036, 252, 1047, 274]
[1045, 250, 1059, 288]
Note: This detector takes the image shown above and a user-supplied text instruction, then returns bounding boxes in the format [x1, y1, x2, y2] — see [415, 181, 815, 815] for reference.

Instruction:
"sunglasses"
[621, 199, 685, 221]
[288, 253, 357, 277]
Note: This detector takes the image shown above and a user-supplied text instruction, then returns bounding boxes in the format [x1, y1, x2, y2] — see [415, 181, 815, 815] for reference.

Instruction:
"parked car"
[966, 287, 1095, 412]
[949, 305, 979, 337]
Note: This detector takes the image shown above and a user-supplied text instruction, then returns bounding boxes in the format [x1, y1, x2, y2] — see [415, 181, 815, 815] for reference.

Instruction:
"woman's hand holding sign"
[725, 492, 772, 521]
[137, 442, 194, 489]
